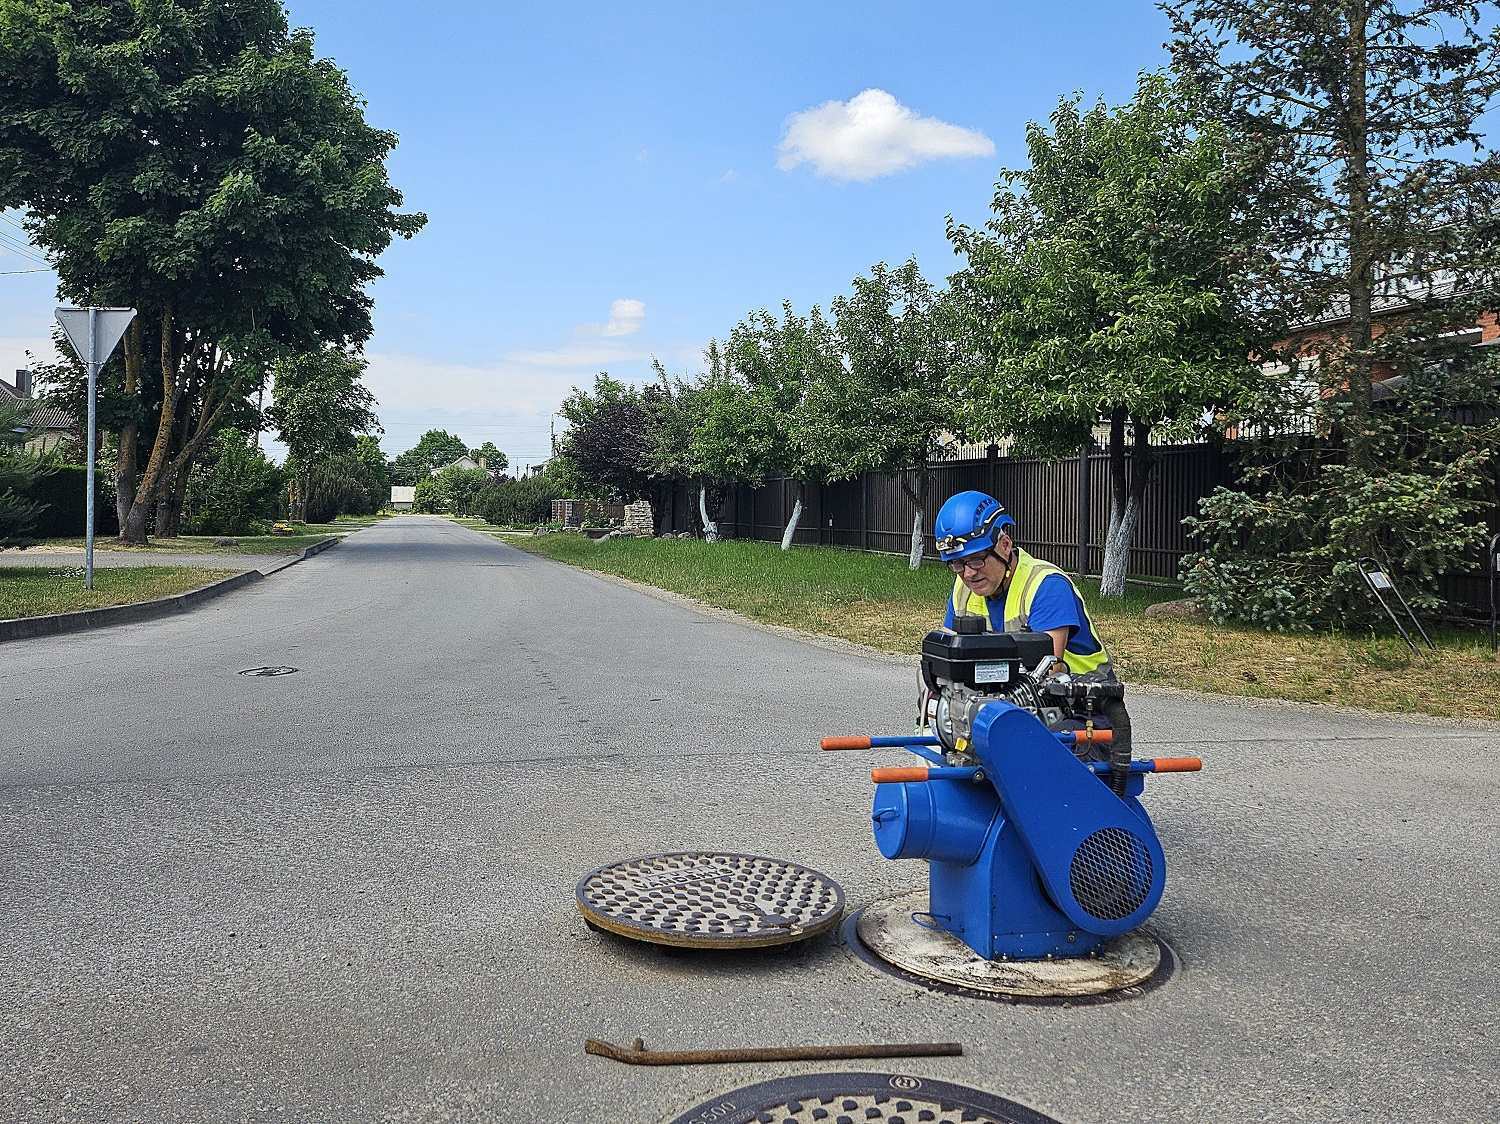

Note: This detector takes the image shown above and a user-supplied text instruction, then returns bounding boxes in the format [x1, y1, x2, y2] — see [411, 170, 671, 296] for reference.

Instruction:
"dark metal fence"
[658, 442, 1235, 582]
[656, 445, 1496, 616]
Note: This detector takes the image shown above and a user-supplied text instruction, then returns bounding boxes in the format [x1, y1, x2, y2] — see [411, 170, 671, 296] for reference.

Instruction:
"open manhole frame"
[577, 851, 845, 951]
[666, 1071, 1061, 1124]
[841, 902, 1176, 1007]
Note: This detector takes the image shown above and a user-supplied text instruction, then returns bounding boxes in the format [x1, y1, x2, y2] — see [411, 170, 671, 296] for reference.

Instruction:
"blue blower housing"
[871, 699, 1167, 960]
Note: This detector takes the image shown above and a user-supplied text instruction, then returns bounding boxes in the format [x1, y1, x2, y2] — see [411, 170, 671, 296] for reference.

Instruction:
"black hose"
[1103, 696, 1132, 797]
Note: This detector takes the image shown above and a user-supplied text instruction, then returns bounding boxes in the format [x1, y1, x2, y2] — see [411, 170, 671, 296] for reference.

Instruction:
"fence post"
[861, 474, 870, 550]
[1075, 440, 1092, 578]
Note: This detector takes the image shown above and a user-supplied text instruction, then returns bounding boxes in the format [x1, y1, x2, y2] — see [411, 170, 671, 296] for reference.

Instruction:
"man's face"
[954, 535, 1014, 599]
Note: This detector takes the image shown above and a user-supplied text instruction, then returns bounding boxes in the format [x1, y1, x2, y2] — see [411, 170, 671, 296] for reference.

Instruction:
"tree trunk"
[1100, 418, 1154, 597]
[121, 304, 180, 544]
[899, 468, 929, 570]
[1099, 409, 1131, 597]
[699, 483, 719, 543]
[780, 482, 804, 551]
[114, 319, 143, 538]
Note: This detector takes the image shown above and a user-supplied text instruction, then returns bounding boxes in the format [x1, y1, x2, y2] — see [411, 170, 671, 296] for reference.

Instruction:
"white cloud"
[719, 169, 738, 183]
[777, 88, 994, 181]
[602, 298, 646, 337]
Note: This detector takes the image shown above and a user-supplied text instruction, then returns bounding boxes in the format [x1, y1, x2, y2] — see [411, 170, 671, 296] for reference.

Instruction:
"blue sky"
[1, 1, 1177, 468]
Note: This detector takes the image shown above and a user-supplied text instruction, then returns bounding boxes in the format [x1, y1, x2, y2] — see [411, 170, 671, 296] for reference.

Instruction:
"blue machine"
[825, 627, 1200, 961]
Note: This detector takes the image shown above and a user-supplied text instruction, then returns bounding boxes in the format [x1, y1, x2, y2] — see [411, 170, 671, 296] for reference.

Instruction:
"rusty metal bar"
[584, 1037, 963, 1067]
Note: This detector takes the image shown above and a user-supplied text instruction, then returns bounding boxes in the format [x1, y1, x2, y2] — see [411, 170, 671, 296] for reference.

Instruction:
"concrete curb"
[0, 536, 341, 644]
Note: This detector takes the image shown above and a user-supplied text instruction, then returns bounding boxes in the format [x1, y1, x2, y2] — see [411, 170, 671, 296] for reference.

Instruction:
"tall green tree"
[390, 429, 469, 486]
[726, 303, 837, 550]
[555, 374, 656, 502]
[1167, 0, 1500, 465]
[1167, 0, 1500, 623]
[0, 1, 424, 543]
[469, 441, 508, 474]
[947, 72, 1268, 595]
[266, 348, 380, 519]
[687, 340, 775, 542]
[797, 259, 960, 568]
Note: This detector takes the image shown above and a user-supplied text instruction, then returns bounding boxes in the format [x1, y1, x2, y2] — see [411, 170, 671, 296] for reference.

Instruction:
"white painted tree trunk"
[908, 507, 924, 570]
[699, 484, 719, 543]
[781, 492, 803, 551]
[1099, 494, 1139, 597]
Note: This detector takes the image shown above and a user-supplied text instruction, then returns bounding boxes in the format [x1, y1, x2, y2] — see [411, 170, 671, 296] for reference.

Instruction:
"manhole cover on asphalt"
[237, 666, 299, 677]
[843, 890, 1172, 1005]
[667, 1072, 1059, 1124]
[576, 852, 844, 950]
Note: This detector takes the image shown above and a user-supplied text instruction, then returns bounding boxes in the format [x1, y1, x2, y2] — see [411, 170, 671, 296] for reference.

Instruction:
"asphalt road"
[1, 515, 1495, 1123]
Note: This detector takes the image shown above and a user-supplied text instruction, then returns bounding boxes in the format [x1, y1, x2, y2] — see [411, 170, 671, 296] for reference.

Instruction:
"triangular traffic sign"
[55, 307, 136, 369]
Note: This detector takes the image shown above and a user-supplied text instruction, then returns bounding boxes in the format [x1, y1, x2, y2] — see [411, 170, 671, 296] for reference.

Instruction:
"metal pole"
[85, 307, 97, 591]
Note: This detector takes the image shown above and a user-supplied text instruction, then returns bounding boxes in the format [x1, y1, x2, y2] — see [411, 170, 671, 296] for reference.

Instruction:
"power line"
[0, 268, 49, 276]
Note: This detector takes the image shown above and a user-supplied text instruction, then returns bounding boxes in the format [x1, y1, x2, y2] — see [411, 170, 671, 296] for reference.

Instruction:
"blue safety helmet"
[934, 490, 1015, 562]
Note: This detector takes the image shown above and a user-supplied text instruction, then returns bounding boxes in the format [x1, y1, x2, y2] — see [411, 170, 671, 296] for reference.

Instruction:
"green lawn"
[0, 566, 241, 620]
[38, 533, 333, 555]
[513, 534, 1500, 722]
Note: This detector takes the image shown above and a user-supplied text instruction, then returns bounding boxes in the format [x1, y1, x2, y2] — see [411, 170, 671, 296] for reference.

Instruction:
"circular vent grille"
[1068, 827, 1153, 921]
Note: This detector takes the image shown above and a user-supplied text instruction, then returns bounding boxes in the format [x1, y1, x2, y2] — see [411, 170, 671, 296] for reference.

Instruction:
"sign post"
[55, 307, 136, 590]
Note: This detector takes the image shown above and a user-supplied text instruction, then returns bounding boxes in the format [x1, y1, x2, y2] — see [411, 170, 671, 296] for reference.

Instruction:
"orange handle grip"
[1152, 756, 1203, 773]
[821, 736, 872, 751]
[871, 766, 931, 783]
[1072, 728, 1113, 744]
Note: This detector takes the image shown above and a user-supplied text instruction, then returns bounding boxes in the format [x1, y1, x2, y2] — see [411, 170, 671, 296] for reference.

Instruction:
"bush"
[478, 472, 563, 527]
[12, 463, 118, 539]
[1183, 357, 1500, 629]
[184, 431, 283, 536]
[413, 475, 447, 513]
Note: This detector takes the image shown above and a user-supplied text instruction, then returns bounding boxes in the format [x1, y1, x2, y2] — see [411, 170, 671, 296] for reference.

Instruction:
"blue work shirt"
[943, 572, 1104, 659]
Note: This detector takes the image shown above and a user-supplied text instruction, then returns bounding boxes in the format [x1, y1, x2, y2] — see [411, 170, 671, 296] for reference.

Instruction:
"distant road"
[0, 515, 1494, 1123]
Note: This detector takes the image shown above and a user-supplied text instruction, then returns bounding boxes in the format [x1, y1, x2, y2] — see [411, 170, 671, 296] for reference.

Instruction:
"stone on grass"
[1143, 597, 1206, 622]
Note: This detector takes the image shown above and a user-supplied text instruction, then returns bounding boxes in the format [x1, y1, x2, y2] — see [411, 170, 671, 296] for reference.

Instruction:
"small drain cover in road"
[237, 666, 299, 677]
[668, 1072, 1059, 1124]
[577, 852, 843, 950]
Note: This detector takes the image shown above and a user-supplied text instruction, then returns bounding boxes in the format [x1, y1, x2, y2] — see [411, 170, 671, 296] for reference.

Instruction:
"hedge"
[19, 464, 118, 537]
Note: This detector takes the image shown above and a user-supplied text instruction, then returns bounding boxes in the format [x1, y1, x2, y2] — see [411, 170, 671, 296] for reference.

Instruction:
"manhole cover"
[237, 666, 299, 677]
[843, 891, 1173, 1006]
[667, 1072, 1059, 1124]
[577, 852, 844, 949]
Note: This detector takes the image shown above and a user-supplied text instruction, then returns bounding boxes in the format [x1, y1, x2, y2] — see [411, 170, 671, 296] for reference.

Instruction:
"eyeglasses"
[946, 553, 992, 575]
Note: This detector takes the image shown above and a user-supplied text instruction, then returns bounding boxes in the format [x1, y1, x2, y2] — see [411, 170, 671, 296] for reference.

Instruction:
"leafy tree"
[0, 1, 424, 543]
[688, 339, 777, 541]
[1168, 0, 1500, 623]
[391, 429, 469, 486]
[352, 435, 392, 513]
[555, 374, 655, 501]
[946, 72, 1267, 594]
[434, 464, 490, 516]
[0, 399, 47, 548]
[469, 441, 508, 474]
[797, 259, 959, 568]
[412, 475, 447, 513]
[725, 303, 838, 549]
[183, 428, 283, 535]
[1167, 0, 1500, 463]
[267, 347, 380, 519]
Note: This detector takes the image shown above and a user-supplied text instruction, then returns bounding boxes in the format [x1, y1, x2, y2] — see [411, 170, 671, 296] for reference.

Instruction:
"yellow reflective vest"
[949, 548, 1113, 678]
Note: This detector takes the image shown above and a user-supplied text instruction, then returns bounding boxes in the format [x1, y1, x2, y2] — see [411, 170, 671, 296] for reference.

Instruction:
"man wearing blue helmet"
[934, 490, 1112, 679]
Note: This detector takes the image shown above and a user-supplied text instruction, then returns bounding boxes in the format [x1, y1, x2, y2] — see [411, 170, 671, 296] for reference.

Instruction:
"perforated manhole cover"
[237, 666, 299, 677]
[577, 852, 844, 949]
[667, 1072, 1059, 1124]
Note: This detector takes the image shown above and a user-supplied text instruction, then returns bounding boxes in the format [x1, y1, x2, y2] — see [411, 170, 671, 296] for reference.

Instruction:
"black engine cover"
[920, 628, 1056, 691]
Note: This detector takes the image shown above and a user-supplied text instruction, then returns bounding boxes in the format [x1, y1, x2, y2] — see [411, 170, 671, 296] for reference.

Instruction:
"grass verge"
[0, 566, 241, 620]
[513, 534, 1500, 722]
[24, 531, 335, 555]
